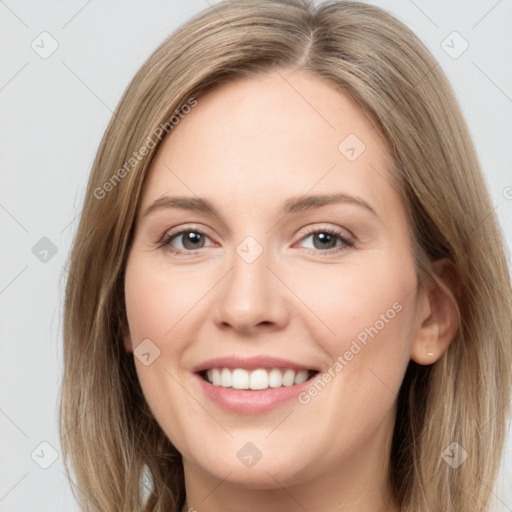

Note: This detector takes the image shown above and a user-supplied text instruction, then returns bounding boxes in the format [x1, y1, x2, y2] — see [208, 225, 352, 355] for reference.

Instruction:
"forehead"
[140, 69, 399, 221]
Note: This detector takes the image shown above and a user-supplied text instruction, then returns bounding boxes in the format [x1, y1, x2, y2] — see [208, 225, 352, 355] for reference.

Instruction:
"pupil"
[184, 232, 203, 249]
[315, 232, 335, 249]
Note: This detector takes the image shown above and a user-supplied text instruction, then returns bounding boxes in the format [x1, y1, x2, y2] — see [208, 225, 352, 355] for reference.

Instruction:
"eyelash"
[157, 225, 354, 256]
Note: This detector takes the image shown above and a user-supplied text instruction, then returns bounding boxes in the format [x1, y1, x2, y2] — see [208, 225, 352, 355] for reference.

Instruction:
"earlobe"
[410, 258, 460, 365]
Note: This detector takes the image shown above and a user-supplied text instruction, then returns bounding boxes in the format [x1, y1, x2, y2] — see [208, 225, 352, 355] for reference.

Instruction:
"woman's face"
[123, 69, 428, 495]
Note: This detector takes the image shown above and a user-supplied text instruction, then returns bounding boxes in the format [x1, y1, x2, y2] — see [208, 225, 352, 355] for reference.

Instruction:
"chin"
[182, 438, 318, 489]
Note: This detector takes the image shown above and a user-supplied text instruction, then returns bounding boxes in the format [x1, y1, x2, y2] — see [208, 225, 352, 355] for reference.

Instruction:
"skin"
[123, 68, 459, 512]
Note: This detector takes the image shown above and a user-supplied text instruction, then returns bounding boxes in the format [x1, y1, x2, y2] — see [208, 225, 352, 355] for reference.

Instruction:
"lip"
[191, 356, 320, 414]
[191, 355, 319, 373]
[193, 373, 316, 414]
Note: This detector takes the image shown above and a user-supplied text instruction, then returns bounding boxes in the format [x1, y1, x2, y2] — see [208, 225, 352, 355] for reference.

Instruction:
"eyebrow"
[142, 192, 378, 224]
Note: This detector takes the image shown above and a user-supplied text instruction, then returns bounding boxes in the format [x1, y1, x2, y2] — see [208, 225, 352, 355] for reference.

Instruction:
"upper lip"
[191, 356, 320, 373]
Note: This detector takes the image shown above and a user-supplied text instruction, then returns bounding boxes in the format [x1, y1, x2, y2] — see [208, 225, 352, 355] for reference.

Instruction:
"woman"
[59, 0, 512, 510]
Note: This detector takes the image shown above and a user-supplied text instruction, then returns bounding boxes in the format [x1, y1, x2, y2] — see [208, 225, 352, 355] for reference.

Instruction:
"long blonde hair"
[59, 1, 512, 510]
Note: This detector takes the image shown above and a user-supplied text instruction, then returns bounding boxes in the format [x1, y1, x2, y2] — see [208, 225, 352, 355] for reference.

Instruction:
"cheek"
[299, 254, 416, 346]
[124, 259, 208, 349]
[286, 258, 417, 462]
[299, 253, 418, 402]
[123, 259, 211, 445]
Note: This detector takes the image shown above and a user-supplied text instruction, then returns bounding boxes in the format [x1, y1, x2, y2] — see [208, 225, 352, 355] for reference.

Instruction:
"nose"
[213, 243, 291, 336]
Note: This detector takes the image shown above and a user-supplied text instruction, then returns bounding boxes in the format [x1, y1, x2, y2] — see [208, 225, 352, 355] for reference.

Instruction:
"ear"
[410, 258, 460, 365]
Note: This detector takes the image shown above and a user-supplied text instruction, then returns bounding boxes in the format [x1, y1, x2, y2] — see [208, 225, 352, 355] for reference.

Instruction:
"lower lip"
[194, 373, 314, 414]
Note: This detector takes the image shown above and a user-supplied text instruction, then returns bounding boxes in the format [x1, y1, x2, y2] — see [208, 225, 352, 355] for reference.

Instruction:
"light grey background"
[1, 0, 511, 510]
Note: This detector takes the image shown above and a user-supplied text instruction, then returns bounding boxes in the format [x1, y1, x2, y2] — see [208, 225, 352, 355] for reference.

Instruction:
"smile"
[192, 356, 321, 413]
[201, 367, 316, 390]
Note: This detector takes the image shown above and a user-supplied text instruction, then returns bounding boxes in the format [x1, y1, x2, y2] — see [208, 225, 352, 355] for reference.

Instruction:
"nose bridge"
[213, 233, 289, 332]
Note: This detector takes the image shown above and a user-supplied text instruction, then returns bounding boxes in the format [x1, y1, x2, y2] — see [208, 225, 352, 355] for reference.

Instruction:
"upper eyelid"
[162, 223, 351, 238]
[162, 223, 215, 242]
[295, 223, 355, 242]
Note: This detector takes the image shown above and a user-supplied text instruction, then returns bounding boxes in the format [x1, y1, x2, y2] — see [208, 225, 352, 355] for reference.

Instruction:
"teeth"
[268, 368, 282, 388]
[294, 369, 309, 384]
[250, 369, 268, 390]
[203, 368, 311, 390]
[232, 369, 249, 389]
[220, 368, 232, 387]
[282, 369, 295, 387]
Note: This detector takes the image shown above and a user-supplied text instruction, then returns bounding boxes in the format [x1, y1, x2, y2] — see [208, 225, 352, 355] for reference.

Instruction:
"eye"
[295, 227, 354, 254]
[159, 227, 214, 255]
[158, 225, 354, 256]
